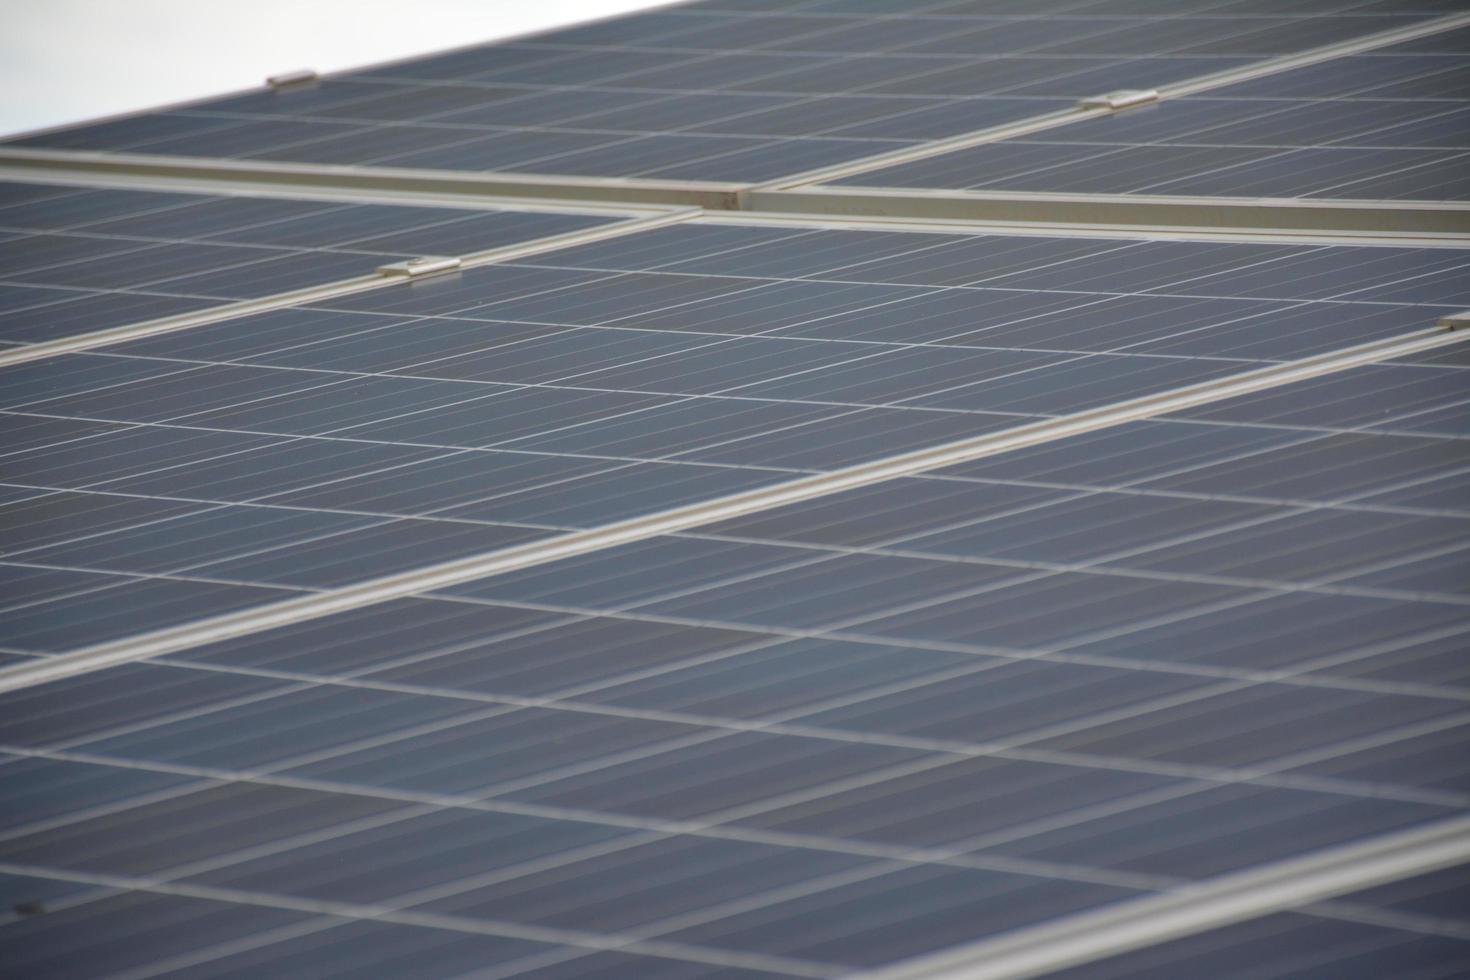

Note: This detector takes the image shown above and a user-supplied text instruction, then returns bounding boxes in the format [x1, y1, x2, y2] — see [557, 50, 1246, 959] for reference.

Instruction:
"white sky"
[0, 1, 676, 137]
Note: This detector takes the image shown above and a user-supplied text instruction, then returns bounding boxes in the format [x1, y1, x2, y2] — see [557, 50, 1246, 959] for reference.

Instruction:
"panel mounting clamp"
[266, 69, 320, 90]
[375, 256, 463, 279]
[1078, 89, 1159, 111]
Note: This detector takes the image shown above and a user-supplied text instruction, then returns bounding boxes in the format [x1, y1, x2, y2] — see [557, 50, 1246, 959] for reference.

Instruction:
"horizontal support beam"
[0, 147, 750, 210]
[708, 209, 1470, 249]
[0, 161, 679, 217]
[745, 185, 1470, 236]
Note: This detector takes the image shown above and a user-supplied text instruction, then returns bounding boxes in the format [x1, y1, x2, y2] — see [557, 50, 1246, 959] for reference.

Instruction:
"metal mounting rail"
[0, 320, 1462, 694]
[0, 205, 700, 368]
[0, 160, 687, 215]
[703, 208, 1470, 249]
[0, 146, 750, 210]
[857, 814, 1470, 980]
[742, 186, 1470, 236]
[16, 158, 1464, 249]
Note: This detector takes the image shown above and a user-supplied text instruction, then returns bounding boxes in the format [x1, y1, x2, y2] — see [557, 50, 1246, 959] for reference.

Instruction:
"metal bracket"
[266, 69, 320, 91]
[375, 256, 463, 279]
[1077, 89, 1159, 111]
[1438, 311, 1470, 330]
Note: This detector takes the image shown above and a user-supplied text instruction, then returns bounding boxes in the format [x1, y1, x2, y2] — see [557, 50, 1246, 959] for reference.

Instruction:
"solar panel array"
[2, 1, 1469, 978]
[4, 221, 1466, 650]
[7, 1, 1460, 184]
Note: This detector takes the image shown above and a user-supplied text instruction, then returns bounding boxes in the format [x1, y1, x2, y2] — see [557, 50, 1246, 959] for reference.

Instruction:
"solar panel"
[829, 44, 1470, 199]
[2, 2, 1469, 977]
[4, 2, 1453, 186]
[1, 346, 1465, 976]
[0, 180, 620, 345]
[2, 219, 1465, 652]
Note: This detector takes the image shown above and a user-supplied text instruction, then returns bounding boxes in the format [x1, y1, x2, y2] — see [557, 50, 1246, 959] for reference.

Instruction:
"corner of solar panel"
[1, 2, 1469, 978]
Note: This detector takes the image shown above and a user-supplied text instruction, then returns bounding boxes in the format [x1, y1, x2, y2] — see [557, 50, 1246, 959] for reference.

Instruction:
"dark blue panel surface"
[4, 220, 1462, 666]
[0, 181, 615, 343]
[6, 2, 1441, 185]
[837, 47, 1470, 199]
